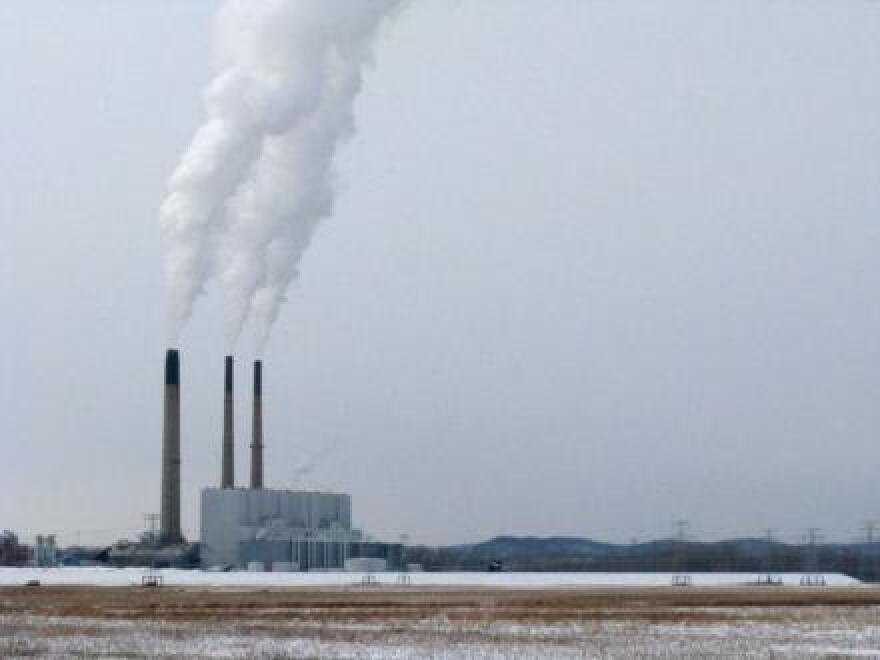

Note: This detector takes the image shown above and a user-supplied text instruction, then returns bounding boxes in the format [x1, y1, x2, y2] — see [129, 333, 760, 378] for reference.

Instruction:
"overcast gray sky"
[1, 1, 878, 547]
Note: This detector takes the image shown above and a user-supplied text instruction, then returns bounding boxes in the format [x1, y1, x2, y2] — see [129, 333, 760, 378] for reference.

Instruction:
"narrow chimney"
[160, 349, 183, 544]
[221, 356, 235, 488]
[250, 360, 264, 489]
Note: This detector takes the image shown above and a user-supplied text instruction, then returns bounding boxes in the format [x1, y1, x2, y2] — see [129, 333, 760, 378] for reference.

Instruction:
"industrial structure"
[222, 355, 234, 489]
[200, 488, 401, 570]
[33, 535, 58, 567]
[160, 349, 183, 545]
[250, 360, 264, 489]
[0, 531, 31, 566]
[149, 349, 402, 571]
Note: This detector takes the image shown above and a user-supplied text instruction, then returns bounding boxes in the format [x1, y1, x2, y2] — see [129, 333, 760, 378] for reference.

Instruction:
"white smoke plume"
[160, 0, 400, 348]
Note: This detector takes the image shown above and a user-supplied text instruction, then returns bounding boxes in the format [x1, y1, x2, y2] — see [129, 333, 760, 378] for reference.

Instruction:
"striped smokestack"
[221, 356, 235, 488]
[250, 360, 264, 489]
[160, 349, 183, 544]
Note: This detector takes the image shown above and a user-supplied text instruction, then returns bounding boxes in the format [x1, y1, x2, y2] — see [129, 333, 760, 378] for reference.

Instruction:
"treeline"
[404, 537, 880, 582]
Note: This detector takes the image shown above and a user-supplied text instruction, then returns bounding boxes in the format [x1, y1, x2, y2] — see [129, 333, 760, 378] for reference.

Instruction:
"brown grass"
[2, 588, 879, 658]
[1, 584, 878, 628]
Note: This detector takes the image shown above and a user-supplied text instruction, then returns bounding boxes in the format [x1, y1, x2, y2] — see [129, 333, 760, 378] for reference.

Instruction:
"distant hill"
[451, 536, 617, 560]
[453, 535, 783, 560]
[404, 535, 880, 581]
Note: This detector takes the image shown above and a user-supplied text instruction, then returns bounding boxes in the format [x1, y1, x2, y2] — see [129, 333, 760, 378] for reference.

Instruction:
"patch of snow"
[0, 567, 862, 588]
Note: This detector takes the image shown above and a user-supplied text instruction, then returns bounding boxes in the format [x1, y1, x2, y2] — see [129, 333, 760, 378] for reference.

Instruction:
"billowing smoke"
[160, 0, 400, 349]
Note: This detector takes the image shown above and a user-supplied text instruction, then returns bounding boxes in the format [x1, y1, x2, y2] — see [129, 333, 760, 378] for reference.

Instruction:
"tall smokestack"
[160, 349, 183, 544]
[221, 356, 234, 488]
[250, 360, 264, 489]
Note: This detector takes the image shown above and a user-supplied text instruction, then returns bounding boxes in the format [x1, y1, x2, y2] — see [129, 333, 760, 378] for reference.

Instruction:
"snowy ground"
[1, 590, 879, 658]
[1, 612, 879, 658]
[1, 575, 879, 657]
[0, 566, 862, 588]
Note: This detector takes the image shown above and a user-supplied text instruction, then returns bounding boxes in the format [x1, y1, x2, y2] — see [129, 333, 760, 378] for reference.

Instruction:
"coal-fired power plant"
[251, 360, 264, 489]
[135, 348, 402, 571]
[160, 349, 183, 544]
[222, 356, 234, 489]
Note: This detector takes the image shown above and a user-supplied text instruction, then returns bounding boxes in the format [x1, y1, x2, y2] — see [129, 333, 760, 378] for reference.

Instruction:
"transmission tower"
[143, 513, 160, 547]
[860, 521, 878, 582]
[671, 519, 692, 586]
[755, 528, 781, 585]
[675, 520, 690, 543]
[800, 527, 825, 586]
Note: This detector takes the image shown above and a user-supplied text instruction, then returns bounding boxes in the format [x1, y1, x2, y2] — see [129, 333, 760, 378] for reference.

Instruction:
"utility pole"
[860, 521, 878, 582]
[672, 520, 691, 586]
[143, 514, 160, 547]
[758, 528, 779, 585]
[400, 533, 409, 572]
[800, 527, 825, 586]
[675, 520, 690, 543]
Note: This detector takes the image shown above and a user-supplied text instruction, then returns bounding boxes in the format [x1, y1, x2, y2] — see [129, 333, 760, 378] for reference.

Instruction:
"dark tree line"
[404, 538, 880, 582]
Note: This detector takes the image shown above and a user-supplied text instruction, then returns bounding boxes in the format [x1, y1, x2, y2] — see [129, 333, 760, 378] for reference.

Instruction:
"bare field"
[2, 585, 879, 657]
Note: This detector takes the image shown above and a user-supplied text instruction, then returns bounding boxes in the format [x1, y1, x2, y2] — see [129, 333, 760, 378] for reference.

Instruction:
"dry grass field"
[1, 584, 879, 657]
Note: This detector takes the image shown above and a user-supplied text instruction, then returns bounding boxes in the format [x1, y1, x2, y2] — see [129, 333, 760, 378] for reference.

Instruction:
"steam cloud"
[160, 0, 400, 351]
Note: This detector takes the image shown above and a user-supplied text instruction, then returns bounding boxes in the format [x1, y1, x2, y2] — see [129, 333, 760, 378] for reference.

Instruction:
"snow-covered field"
[2, 613, 879, 658]
[0, 566, 862, 588]
[1, 572, 878, 657]
[1, 602, 879, 658]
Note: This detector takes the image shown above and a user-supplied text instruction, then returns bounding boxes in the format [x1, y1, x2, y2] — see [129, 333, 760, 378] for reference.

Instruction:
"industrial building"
[0, 531, 31, 566]
[153, 349, 402, 571]
[200, 488, 402, 570]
